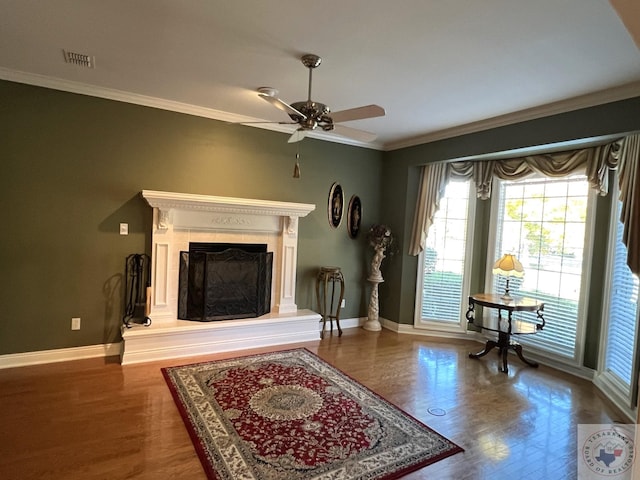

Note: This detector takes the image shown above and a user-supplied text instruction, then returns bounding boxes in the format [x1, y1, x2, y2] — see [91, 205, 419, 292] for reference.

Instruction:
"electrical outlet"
[341, 298, 346, 308]
[71, 317, 81, 330]
[119, 223, 129, 235]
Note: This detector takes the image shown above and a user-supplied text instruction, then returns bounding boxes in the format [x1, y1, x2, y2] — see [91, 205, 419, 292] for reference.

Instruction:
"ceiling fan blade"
[288, 129, 308, 143]
[238, 121, 297, 125]
[330, 105, 385, 123]
[331, 125, 378, 143]
[258, 93, 307, 120]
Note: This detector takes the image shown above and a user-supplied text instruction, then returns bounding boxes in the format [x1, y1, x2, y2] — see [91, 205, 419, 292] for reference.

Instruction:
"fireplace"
[120, 190, 320, 364]
[178, 243, 273, 321]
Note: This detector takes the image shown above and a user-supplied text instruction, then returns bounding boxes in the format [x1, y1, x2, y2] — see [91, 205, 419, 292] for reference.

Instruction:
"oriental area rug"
[162, 348, 463, 480]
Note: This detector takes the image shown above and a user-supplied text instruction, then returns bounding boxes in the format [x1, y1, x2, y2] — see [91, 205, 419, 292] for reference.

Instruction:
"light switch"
[119, 223, 129, 235]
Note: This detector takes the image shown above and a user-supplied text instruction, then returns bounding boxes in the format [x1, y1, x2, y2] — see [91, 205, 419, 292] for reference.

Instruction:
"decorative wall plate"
[328, 182, 344, 228]
[347, 195, 362, 238]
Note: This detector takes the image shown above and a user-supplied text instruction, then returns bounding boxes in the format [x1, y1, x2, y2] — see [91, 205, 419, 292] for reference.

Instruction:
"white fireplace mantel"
[141, 189, 315, 317]
[120, 190, 320, 364]
[142, 190, 316, 218]
[141, 190, 316, 234]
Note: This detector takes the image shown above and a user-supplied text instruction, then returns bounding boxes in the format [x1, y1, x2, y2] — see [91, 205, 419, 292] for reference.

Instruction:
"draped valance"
[409, 134, 640, 276]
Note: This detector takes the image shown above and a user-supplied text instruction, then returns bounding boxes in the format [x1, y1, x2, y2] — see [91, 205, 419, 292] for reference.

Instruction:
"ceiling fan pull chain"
[293, 150, 301, 179]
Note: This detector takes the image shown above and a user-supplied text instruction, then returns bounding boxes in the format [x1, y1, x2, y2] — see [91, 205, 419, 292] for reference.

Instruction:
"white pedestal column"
[363, 276, 383, 332]
[363, 245, 386, 332]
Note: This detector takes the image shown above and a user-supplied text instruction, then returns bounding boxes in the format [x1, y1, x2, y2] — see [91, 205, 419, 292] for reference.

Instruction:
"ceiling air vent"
[63, 50, 95, 68]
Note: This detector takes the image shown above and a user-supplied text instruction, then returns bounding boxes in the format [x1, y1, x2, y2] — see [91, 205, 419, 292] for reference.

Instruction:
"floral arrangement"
[367, 224, 394, 251]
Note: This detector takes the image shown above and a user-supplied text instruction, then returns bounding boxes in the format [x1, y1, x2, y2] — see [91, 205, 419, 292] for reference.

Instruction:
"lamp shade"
[492, 254, 524, 277]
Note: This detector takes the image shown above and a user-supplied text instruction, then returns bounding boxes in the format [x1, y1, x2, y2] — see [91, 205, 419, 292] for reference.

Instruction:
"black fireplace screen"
[178, 244, 273, 321]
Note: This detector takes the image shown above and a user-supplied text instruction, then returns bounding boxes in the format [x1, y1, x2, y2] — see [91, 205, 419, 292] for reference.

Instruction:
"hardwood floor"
[0, 327, 627, 480]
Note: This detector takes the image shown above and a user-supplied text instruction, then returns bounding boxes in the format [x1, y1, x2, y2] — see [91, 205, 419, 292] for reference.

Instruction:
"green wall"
[381, 97, 640, 368]
[0, 80, 383, 355]
[3, 77, 639, 366]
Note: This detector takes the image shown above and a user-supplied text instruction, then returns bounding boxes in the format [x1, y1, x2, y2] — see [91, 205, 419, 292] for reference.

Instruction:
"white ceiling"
[1, 0, 640, 150]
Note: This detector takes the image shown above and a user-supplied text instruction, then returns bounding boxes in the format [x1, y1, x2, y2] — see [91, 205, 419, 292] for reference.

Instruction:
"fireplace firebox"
[178, 243, 273, 321]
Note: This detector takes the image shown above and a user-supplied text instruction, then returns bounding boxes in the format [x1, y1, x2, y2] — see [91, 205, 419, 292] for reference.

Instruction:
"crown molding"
[0, 67, 383, 150]
[384, 80, 640, 151]
[2, 67, 637, 153]
[0, 67, 249, 122]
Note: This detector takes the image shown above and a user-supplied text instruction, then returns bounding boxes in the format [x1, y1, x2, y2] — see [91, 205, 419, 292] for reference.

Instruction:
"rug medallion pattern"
[163, 348, 462, 479]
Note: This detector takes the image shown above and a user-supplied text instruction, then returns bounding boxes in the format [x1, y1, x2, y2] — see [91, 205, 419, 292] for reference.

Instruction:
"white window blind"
[420, 180, 471, 323]
[603, 201, 640, 391]
[492, 175, 590, 359]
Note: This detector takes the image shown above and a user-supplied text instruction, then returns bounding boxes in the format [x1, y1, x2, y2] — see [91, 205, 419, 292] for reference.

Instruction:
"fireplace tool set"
[123, 253, 152, 328]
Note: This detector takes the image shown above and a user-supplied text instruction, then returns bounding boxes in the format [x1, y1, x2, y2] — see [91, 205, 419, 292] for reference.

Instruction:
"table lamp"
[492, 253, 524, 301]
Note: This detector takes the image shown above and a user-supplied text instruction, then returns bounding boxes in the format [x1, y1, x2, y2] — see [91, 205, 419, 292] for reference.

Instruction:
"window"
[416, 180, 475, 332]
[596, 181, 640, 409]
[489, 175, 593, 361]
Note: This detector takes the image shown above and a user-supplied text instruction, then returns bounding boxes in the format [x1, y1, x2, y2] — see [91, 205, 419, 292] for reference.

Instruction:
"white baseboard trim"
[381, 318, 473, 340]
[510, 347, 595, 381]
[0, 313, 355, 369]
[321, 317, 364, 331]
[0, 343, 121, 369]
[381, 318, 598, 380]
[593, 373, 636, 423]
[0, 316, 601, 390]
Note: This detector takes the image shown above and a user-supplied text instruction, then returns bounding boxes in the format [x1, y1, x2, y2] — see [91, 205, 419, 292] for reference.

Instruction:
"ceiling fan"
[253, 54, 385, 143]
